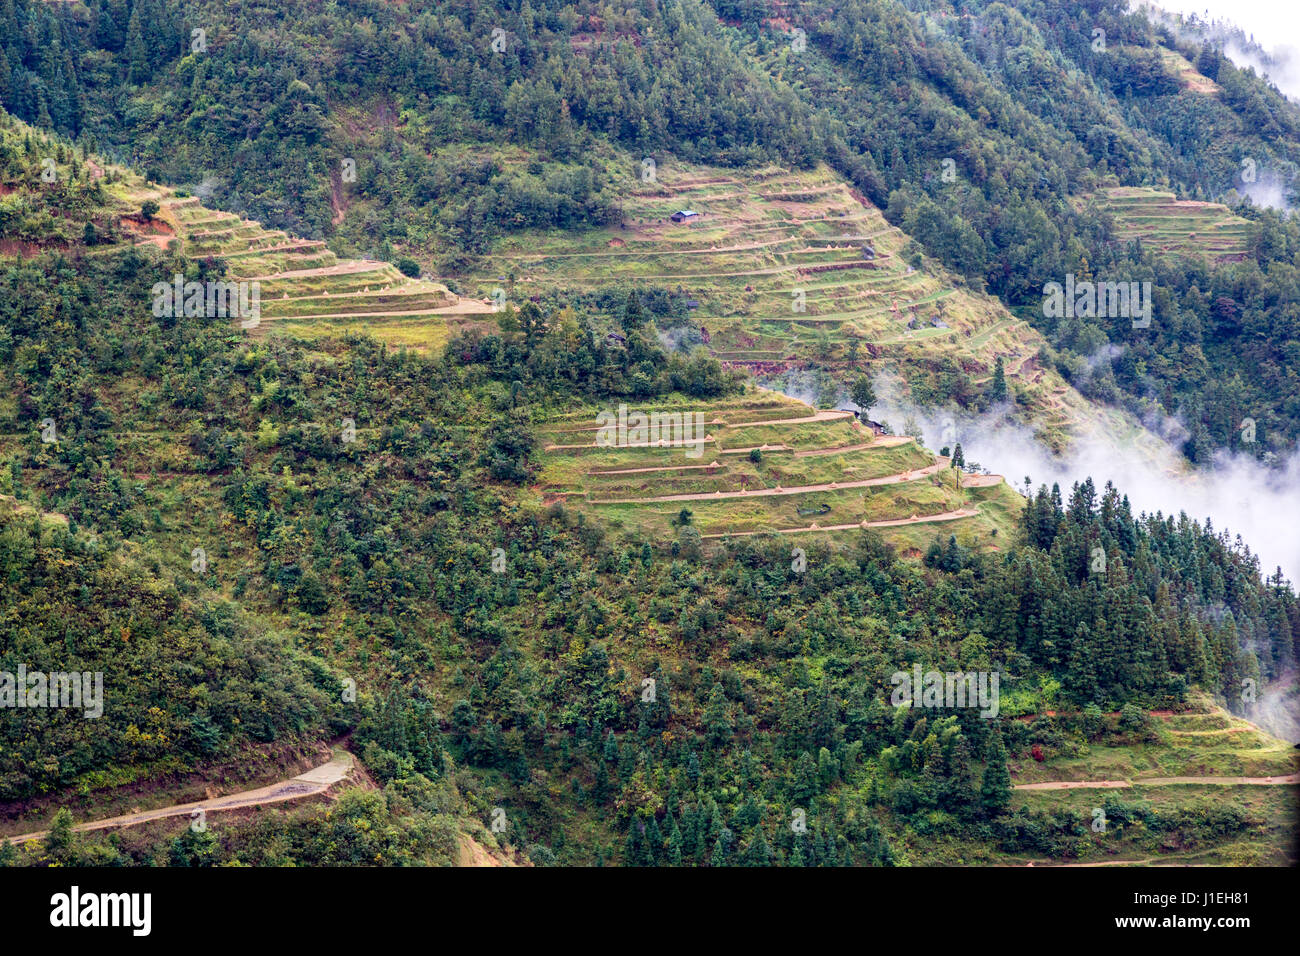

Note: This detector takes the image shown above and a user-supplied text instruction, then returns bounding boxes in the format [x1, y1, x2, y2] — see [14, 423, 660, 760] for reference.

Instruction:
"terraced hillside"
[1085, 186, 1253, 262]
[477, 162, 1030, 359]
[537, 388, 1022, 552]
[1154, 46, 1222, 96]
[470, 160, 1122, 450]
[1003, 695, 1299, 867]
[105, 176, 495, 350]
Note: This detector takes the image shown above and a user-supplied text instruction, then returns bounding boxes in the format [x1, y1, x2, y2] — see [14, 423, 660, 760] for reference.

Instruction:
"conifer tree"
[991, 355, 1007, 402]
[979, 732, 1012, 817]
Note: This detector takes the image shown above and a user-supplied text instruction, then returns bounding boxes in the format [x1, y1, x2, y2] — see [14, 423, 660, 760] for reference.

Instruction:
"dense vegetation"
[4, 0, 1298, 454]
[1, 0, 1297, 866]
[1, 217, 1293, 861]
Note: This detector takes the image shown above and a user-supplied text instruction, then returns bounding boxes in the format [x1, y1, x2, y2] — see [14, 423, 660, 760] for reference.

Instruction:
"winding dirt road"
[723, 410, 856, 428]
[795, 436, 912, 456]
[4, 751, 355, 845]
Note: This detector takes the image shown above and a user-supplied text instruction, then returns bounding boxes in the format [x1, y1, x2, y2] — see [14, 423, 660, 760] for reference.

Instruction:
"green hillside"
[1085, 186, 1253, 262]
[5, 0, 1300, 455]
[0, 0, 1297, 872]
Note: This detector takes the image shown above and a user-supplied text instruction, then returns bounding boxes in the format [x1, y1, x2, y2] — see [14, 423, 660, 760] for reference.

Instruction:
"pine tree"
[644, 816, 663, 865]
[990, 355, 1007, 402]
[622, 291, 646, 331]
[704, 683, 733, 746]
[743, 830, 772, 866]
[126, 4, 149, 84]
[979, 732, 1012, 817]
[666, 814, 683, 865]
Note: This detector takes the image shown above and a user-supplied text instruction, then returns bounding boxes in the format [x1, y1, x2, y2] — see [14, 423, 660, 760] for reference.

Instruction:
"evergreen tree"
[979, 732, 1011, 817]
[621, 291, 646, 331]
[704, 683, 733, 746]
[126, 4, 149, 84]
[742, 830, 771, 867]
[991, 355, 1007, 402]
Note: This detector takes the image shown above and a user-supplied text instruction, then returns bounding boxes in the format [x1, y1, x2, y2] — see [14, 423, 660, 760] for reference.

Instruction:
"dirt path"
[719, 443, 792, 455]
[4, 751, 355, 845]
[242, 261, 391, 281]
[587, 461, 723, 476]
[701, 508, 979, 538]
[545, 437, 718, 452]
[591, 461, 944, 504]
[1015, 772, 1299, 791]
[220, 241, 326, 257]
[794, 435, 913, 456]
[265, 283, 448, 302]
[860, 508, 977, 528]
[539, 416, 729, 435]
[260, 301, 494, 321]
[724, 409, 855, 428]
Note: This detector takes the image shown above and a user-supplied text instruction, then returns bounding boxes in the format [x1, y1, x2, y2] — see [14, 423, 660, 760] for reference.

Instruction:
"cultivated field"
[472, 160, 1109, 451]
[1086, 186, 1252, 262]
[476, 163, 1036, 361]
[107, 179, 494, 350]
[536, 388, 1022, 551]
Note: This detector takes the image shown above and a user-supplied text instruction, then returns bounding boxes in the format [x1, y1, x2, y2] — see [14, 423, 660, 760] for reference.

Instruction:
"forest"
[0, 0, 1297, 868]
[0, 214, 1293, 862]
[2, 0, 1298, 453]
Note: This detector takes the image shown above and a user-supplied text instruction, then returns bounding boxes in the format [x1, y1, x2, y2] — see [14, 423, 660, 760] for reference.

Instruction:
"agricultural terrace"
[107, 178, 493, 351]
[474, 160, 1087, 446]
[536, 388, 1022, 552]
[1085, 186, 1252, 262]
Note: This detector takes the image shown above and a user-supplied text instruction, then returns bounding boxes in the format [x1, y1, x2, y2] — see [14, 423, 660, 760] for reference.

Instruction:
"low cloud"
[1143, 1, 1300, 101]
[764, 370, 1300, 581]
[1236, 165, 1296, 212]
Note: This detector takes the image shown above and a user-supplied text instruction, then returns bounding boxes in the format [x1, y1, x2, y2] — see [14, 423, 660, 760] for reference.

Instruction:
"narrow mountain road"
[4, 751, 354, 845]
[546, 437, 718, 452]
[723, 409, 855, 428]
[242, 261, 390, 281]
[587, 461, 723, 475]
[794, 436, 913, 456]
[258, 301, 494, 321]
